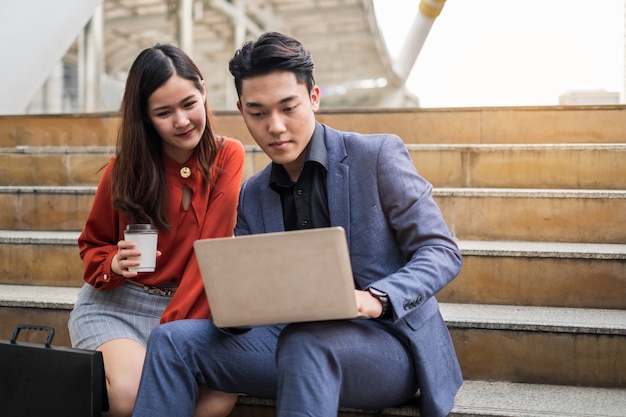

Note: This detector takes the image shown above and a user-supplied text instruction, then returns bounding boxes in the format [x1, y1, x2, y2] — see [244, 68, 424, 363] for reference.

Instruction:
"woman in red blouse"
[68, 44, 243, 417]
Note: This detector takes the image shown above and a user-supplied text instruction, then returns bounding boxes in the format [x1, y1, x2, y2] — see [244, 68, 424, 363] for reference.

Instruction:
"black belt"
[126, 279, 178, 297]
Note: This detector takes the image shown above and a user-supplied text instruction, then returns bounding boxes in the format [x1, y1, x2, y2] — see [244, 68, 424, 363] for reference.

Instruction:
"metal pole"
[177, 0, 194, 56]
[393, 0, 446, 83]
[80, 3, 104, 112]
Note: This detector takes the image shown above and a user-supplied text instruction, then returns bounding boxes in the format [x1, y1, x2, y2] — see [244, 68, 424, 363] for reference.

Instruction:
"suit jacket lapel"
[258, 169, 285, 233]
[325, 126, 351, 245]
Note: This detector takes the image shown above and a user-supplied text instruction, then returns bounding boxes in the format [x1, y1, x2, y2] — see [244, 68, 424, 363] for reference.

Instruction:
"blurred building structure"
[0, 0, 447, 115]
[559, 90, 621, 105]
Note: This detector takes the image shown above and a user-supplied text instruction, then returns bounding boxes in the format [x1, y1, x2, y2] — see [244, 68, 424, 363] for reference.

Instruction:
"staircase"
[1, 107, 625, 416]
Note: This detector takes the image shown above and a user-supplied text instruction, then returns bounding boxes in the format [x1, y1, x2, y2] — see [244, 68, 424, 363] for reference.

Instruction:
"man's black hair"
[229, 32, 315, 97]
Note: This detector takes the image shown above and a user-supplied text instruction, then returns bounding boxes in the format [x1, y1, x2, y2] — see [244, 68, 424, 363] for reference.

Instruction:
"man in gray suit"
[132, 32, 462, 417]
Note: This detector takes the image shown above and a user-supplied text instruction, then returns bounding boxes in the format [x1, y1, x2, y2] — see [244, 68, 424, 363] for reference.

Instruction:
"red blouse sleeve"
[77, 158, 126, 290]
[160, 137, 245, 323]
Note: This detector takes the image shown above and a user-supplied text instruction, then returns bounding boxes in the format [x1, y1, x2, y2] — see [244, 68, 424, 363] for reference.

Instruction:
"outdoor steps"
[2, 144, 626, 189]
[233, 381, 626, 417]
[2, 107, 626, 148]
[2, 283, 625, 389]
[3, 291, 625, 417]
[1, 106, 625, 417]
[408, 144, 626, 189]
[1, 231, 624, 310]
[442, 240, 626, 310]
[1, 185, 625, 243]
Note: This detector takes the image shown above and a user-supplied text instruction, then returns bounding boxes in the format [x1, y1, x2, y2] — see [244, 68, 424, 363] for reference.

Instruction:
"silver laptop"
[193, 227, 360, 328]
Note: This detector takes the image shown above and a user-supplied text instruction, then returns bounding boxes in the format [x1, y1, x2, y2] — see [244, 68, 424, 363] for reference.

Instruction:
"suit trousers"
[132, 318, 418, 417]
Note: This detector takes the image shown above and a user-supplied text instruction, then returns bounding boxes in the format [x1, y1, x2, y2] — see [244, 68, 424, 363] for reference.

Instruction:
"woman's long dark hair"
[112, 43, 219, 230]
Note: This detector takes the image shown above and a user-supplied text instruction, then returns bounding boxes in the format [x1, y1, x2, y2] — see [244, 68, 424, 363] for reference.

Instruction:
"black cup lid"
[125, 223, 157, 233]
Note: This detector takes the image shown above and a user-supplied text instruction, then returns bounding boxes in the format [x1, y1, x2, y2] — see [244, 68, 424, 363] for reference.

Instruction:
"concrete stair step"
[0, 230, 83, 286]
[0, 146, 113, 186]
[407, 143, 626, 189]
[1, 187, 624, 243]
[0, 145, 268, 188]
[316, 106, 626, 146]
[438, 188, 626, 244]
[0, 186, 94, 231]
[448, 380, 626, 417]
[445, 303, 626, 387]
[231, 380, 626, 417]
[0, 284, 78, 348]
[2, 143, 625, 189]
[3, 107, 626, 148]
[440, 240, 626, 309]
[1, 284, 623, 387]
[1, 231, 624, 310]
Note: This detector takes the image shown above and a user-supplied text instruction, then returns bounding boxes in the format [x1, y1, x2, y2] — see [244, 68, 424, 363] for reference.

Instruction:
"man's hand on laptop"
[355, 289, 385, 319]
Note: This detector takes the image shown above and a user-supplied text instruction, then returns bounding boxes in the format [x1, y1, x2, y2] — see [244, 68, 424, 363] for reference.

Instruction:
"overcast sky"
[374, 0, 625, 107]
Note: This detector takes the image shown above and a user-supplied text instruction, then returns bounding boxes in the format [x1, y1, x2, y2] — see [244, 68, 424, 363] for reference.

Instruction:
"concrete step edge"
[0, 284, 78, 309]
[3, 143, 626, 153]
[457, 240, 626, 260]
[450, 380, 626, 417]
[0, 185, 95, 194]
[1, 231, 624, 260]
[405, 143, 626, 152]
[235, 380, 626, 417]
[0, 230, 80, 244]
[0, 146, 115, 154]
[436, 188, 626, 199]
[1, 185, 625, 199]
[440, 303, 626, 335]
[1, 284, 624, 335]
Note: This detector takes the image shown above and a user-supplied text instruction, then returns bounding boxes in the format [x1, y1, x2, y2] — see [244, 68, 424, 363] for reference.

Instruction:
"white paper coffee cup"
[124, 224, 158, 272]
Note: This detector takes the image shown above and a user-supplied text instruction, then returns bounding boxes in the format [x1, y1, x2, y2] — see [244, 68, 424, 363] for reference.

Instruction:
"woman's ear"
[201, 79, 207, 103]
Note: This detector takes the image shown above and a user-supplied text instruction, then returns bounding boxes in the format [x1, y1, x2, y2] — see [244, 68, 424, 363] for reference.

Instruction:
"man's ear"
[310, 85, 321, 112]
[236, 101, 243, 113]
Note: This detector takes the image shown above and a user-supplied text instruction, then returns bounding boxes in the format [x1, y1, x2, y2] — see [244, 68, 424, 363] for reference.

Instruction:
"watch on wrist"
[368, 287, 390, 318]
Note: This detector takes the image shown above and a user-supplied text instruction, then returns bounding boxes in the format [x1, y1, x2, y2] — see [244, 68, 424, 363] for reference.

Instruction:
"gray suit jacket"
[235, 124, 463, 417]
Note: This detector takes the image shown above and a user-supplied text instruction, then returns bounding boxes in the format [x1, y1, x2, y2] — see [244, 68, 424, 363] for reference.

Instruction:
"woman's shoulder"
[216, 135, 245, 153]
[98, 156, 117, 179]
[212, 135, 245, 170]
[90, 156, 116, 193]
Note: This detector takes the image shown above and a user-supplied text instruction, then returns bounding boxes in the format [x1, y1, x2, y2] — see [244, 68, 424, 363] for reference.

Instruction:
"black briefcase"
[0, 324, 109, 417]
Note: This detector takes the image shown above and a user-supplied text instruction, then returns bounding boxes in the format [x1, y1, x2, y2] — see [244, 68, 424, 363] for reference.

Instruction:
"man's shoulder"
[242, 163, 271, 189]
[322, 124, 403, 159]
[322, 124, 401, 145]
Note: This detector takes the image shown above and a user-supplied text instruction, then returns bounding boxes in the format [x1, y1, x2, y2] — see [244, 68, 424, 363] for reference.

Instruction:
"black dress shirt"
[269, 123, 331, 231]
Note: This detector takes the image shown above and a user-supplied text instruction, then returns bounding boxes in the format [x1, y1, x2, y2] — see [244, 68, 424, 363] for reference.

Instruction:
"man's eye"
[284, 105, 297, 112]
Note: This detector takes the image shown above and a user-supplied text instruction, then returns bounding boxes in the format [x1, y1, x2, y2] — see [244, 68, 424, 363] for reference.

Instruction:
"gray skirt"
[68, 282, 172, 350]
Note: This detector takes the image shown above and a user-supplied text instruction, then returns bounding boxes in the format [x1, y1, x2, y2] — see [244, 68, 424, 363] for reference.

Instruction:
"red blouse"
[77, 137, 245, 323]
